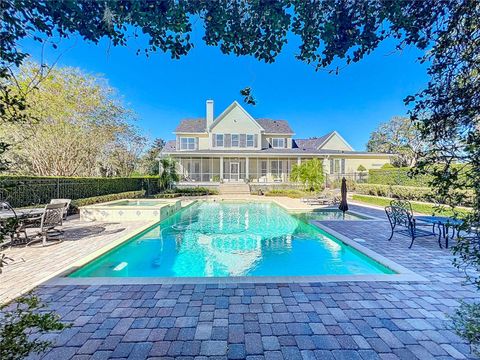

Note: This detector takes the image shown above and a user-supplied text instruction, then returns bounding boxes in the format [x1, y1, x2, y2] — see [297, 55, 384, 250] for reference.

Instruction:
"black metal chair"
[385, 206, 438, 248]
[390, 199, 435, 231]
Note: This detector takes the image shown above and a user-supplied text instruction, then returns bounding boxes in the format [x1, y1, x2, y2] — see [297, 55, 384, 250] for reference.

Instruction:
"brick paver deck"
[7, 203, 479, 359]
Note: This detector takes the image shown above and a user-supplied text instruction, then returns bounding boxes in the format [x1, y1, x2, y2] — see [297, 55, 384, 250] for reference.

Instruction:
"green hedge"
[264, 189, 310, 198]
[356, 183, 474, 206]
[71, 190, 145, 212]
[0, 175, 160, 207]
[154, 187, 218, 198]
[368, 168, 432, 186]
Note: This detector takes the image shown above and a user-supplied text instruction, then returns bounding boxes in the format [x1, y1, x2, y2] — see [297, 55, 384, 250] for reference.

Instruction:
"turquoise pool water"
[295, 210, 368, 222]
[70, 202, 394, 278]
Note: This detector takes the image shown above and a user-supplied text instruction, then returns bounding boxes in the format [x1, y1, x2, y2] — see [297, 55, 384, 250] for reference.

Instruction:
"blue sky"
[21, 29, 429, 151]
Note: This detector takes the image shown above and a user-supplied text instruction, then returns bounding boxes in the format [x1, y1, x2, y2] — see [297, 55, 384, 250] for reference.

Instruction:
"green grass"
[352, 194, 470, 217]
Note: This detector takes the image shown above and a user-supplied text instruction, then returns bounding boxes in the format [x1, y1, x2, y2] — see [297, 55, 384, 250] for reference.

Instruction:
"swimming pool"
[294, 209, 369, 221]
[70, 202, 394, 278]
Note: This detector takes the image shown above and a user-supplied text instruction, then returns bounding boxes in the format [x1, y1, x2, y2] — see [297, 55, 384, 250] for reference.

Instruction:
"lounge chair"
[385, 205, 438, 248]
[50, 198, 71, 222]
[302, 190, 336, 206]
[28, 203, 66, 247]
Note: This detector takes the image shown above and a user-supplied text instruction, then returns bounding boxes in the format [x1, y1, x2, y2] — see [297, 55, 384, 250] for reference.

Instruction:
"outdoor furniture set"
[0, 199, 71, 247]
[301, 189, 341, 206]
[385, 200, 463, 248]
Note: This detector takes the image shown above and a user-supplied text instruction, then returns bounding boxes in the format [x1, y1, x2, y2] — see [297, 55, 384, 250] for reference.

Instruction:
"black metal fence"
[325, 172, 369, 188]
[0, 176, 160, 208]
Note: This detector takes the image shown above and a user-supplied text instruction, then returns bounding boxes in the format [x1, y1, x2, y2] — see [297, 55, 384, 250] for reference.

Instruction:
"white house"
[160, 100, 391, 185]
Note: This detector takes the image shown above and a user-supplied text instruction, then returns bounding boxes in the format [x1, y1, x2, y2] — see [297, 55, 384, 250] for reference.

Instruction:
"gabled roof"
[163, 140, 177, 152]
[175, 118, 206, 133]
[256, 119, 294, 134]
[294, 132, 335, 150]
[209, 101, 264, 132]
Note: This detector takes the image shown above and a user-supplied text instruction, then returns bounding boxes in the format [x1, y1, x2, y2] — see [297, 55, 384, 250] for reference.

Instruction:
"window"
[231, 134, 239, 147]
[180, 137, 196, 150]
[330, 159, 345, 174]
[215, 134, 224, 147]
[261, 161, 267, 176]
[271, 138, 285, 148]
[246, 134, 254, 147]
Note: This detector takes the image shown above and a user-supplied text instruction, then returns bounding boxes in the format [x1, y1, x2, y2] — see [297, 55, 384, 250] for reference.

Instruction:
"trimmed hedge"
[154, 187, 218, 198]
[71, 190, 145, 212]
[0, 175, 160, 207]
[264, 189, 310, 198]
[356, 183, 474, 207]
[368, 168, 432, 187]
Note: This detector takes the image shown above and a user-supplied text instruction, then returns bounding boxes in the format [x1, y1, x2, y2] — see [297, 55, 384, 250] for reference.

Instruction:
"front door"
[230, 162, 240, 181]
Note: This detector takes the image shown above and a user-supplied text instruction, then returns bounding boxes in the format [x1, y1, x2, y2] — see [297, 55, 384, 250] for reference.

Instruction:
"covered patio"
[175, 156, 312, 183]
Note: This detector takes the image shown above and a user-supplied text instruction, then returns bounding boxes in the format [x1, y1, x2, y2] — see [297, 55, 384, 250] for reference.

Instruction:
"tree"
[159, 157, 179, 190]
[2, 63, 144, 177]
[290, 158, 325, 192]
[367, 117, 425, 167]
[138, 138, 166, 175]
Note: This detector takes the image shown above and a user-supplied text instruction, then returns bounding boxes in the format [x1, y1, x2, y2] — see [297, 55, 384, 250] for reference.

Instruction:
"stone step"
[219, 183, 251, 195]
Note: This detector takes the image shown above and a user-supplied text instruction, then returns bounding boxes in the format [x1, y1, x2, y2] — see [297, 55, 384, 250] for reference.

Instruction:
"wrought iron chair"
[390, 199, 434, 230]
[28, 203, 66, 247]
[50, 198, 71, 222]
[0, 201, 29, 246]
[385, 206, 438, 248]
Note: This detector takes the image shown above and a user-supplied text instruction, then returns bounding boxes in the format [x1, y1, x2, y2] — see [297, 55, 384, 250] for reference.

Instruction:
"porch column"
[297, 157, 301, 165]
[245, 157, 249, 180]
[220, 156, 224, 180]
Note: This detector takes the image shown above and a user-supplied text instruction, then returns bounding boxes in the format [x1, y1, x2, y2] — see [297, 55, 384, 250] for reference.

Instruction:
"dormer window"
[272, 138, 285, 148]
[231, 134, 239, 147]
[215, 134, 224, 147]
[246, 134, 254, 147]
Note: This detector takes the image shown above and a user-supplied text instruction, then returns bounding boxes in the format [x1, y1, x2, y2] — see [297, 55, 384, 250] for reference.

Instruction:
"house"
[160, 100, 391, 186]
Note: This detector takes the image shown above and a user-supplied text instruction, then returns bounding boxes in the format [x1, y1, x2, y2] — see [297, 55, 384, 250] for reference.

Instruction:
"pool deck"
[1, 196, 478, 359]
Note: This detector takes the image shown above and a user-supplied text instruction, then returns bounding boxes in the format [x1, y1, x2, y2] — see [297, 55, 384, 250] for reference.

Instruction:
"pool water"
[295, 210, 368, 222]
[70, 202, 393, 278]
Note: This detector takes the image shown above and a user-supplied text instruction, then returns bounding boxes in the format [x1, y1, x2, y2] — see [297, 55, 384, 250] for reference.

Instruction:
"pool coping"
[45, 201, 427, 286]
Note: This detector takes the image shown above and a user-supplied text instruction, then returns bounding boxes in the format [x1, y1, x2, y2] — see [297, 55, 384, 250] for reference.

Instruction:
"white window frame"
[246, 134, 254, 147]
[215, 134, 224, 147]
[231, 134, 239, 147]
[180, 137, 196, 150]
[271, 138, 285, 148]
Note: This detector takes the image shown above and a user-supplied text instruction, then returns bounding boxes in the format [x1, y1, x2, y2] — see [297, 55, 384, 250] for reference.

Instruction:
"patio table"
[415, 215, 463, 248]
[0, 208, 44, 220]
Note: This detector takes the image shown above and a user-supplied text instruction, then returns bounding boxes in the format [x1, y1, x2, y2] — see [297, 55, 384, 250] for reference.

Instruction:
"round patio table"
[0, 208, 44, 220]
[415, 215, 463, 248]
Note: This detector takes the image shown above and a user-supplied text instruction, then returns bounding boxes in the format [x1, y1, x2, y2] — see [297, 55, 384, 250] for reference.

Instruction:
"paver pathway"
[6, 203, 478, 359]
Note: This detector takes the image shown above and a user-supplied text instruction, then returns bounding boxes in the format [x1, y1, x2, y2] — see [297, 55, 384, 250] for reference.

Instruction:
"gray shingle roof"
[294, 132, 334, 150]
[175, 118, 206, 132]
[256, 119, 294, 134]
[163, 140, 176, 151]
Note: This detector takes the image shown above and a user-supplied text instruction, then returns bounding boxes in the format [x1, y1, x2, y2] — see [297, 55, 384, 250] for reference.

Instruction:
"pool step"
[219, 183, 251, 195]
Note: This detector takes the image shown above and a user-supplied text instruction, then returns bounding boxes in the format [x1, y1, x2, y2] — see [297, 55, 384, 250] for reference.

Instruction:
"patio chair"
[28, 203, 65, 247]
[385, 205, 437, 248]
[302, 190, 336, 206]
[390, 199, 435, 231]
[50, 198, 71, 222]
[0, 201, 29, 246]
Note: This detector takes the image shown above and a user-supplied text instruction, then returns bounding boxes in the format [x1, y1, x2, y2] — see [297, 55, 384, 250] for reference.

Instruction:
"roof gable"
[209, 101, 263, 132]
[256, 119, 294, 134]
[319, 131, 354, 151]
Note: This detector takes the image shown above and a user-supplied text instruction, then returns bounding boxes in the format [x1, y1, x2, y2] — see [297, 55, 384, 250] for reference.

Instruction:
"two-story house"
[161, 100, 391, 185]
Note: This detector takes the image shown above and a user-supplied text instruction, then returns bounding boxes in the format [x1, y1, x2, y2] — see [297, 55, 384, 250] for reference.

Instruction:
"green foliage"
[154, 187, 218, 198]
[159, 158, 179, 190]
[366, 116, 425, 167]
[71, 190, 145, 211]
[0, 176, 157, 208]
[264, 189, 310, 198]
[290, 159, 325, 191]
[357, 165, 366, 172]
[0, 294, 70, 360]
[451, 302, 480, 357]
[351, 195, 469, 217]
[368, 168, 432, 187]
[356, 183, 474, 207]
[137, 138, 165, 175]
[381, 163, 395, 169]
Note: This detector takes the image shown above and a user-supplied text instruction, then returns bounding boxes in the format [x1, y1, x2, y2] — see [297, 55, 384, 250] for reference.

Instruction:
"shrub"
[71, 190, 145, 212]
[451, 302, 480, 357]
[154, 187, 218, 198]
[368, 168, 432, 187]
[357, 165, 367, 172]
[0, 175, 159, 208]
[264, 189, 310, 198]
[355, 183, 474, 206]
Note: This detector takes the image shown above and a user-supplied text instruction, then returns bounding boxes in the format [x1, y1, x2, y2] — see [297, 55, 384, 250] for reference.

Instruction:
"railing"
[0, 176, 160, 208]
